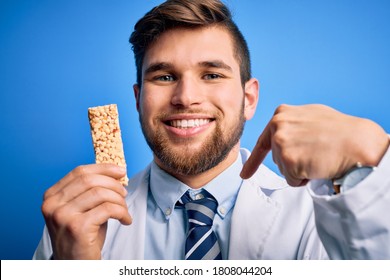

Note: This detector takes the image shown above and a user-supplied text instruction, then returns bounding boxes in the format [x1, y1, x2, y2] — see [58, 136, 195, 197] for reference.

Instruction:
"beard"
[139, 101, 246, 176]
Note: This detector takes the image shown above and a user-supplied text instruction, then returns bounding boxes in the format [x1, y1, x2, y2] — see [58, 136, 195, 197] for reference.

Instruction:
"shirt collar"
[150, 154, 243, 220]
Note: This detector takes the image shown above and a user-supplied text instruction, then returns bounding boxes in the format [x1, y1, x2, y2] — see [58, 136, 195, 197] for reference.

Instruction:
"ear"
[133, 84, 141, 112]
[243, 78, 259, 120]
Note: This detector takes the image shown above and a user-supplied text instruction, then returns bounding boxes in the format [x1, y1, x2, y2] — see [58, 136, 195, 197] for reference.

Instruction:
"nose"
[171, 77, 203, 108]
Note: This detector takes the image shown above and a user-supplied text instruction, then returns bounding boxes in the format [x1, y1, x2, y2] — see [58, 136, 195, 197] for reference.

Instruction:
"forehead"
[142, 26, 239, 71]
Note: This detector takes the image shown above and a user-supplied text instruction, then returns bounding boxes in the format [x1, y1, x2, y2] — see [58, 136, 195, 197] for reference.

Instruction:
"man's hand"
[41, 163, 132, 259]
[240, 104, 389, 186]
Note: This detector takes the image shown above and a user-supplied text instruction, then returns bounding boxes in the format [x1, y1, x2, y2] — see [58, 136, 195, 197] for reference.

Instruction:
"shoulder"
[240, 148, 286, 191]
[239, 148, 312, 202]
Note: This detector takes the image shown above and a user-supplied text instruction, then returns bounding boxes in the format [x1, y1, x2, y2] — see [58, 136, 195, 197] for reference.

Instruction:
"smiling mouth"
[165, 119, 213, 129]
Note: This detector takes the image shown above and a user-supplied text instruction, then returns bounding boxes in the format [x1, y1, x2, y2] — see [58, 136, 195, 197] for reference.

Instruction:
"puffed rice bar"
[88, 104, 128, 186]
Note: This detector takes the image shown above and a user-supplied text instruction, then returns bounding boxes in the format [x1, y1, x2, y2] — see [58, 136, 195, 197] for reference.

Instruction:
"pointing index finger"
[240, 122, 272, 179]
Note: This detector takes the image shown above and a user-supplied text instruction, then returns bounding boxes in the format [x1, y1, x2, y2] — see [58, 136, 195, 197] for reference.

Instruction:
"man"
[34, 0, 390, 260]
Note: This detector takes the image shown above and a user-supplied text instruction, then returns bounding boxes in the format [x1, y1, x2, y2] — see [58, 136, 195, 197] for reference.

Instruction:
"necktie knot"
[180, 190, 222, 260]
[182, 192, 218, 228]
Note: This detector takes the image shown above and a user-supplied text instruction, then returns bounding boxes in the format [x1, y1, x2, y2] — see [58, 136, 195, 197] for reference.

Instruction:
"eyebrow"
[144, 62, 174, 76]
[198, 60, 233, 72]
[144, 60, 233, 76]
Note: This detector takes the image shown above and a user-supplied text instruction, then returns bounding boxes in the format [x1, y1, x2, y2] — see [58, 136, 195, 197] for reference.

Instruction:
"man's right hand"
[41, 163, 132, 259]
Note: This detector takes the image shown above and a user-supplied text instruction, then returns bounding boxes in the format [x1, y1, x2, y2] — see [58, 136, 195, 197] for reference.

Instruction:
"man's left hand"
[240, 104, 389, 186]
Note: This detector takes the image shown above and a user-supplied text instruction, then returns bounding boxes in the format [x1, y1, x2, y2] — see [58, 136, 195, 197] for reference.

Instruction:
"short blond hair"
[129, 0, 251, 87]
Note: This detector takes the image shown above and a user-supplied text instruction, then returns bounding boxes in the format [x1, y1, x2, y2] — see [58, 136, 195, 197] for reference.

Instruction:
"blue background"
[1, 0, 389, 259]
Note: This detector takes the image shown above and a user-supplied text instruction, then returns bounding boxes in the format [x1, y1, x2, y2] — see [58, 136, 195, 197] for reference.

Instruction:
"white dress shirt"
[144, 154, 243, 259]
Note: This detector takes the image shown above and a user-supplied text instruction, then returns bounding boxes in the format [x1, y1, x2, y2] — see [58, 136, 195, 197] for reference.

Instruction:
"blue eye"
[204, 73, 222, 80]
[156, 75, 175, 82]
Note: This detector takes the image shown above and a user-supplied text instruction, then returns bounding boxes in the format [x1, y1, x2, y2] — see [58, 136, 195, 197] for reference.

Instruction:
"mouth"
[166, 118, 213, 129]
[161, 115, 216, 137]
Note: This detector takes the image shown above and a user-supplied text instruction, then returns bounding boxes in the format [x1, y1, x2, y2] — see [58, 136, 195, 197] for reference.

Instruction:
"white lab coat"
[34, 148, 390, 259]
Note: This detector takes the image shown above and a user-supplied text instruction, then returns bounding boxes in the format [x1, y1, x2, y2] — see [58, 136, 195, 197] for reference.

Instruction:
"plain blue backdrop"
[1, 0, 389, 259]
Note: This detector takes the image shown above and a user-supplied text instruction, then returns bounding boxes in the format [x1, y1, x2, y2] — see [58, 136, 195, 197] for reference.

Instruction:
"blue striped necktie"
[180, 190, 222, 260]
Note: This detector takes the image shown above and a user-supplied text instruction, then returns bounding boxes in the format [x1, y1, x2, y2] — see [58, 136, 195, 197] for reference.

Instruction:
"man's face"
[134, 26, 257, 177]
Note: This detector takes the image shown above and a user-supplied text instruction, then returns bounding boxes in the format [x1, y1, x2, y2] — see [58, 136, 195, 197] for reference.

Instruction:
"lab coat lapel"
[102, 166, 150, 260]
[228, 168, 283, 259]
[124, 174, 149, 259]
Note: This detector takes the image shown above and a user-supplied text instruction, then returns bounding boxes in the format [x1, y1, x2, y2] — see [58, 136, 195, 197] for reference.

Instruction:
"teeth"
[170, 119, 210, 129]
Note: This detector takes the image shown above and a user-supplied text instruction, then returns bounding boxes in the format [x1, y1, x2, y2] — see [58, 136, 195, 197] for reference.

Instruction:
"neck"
[154, 144, 241, 189]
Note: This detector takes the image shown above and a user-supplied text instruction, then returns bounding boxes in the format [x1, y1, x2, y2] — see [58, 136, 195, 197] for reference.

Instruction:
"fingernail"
[117, 166, 126, 173]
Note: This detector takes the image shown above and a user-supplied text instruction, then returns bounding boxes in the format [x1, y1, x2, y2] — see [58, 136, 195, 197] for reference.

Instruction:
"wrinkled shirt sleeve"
[308, 146, 390, 259]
